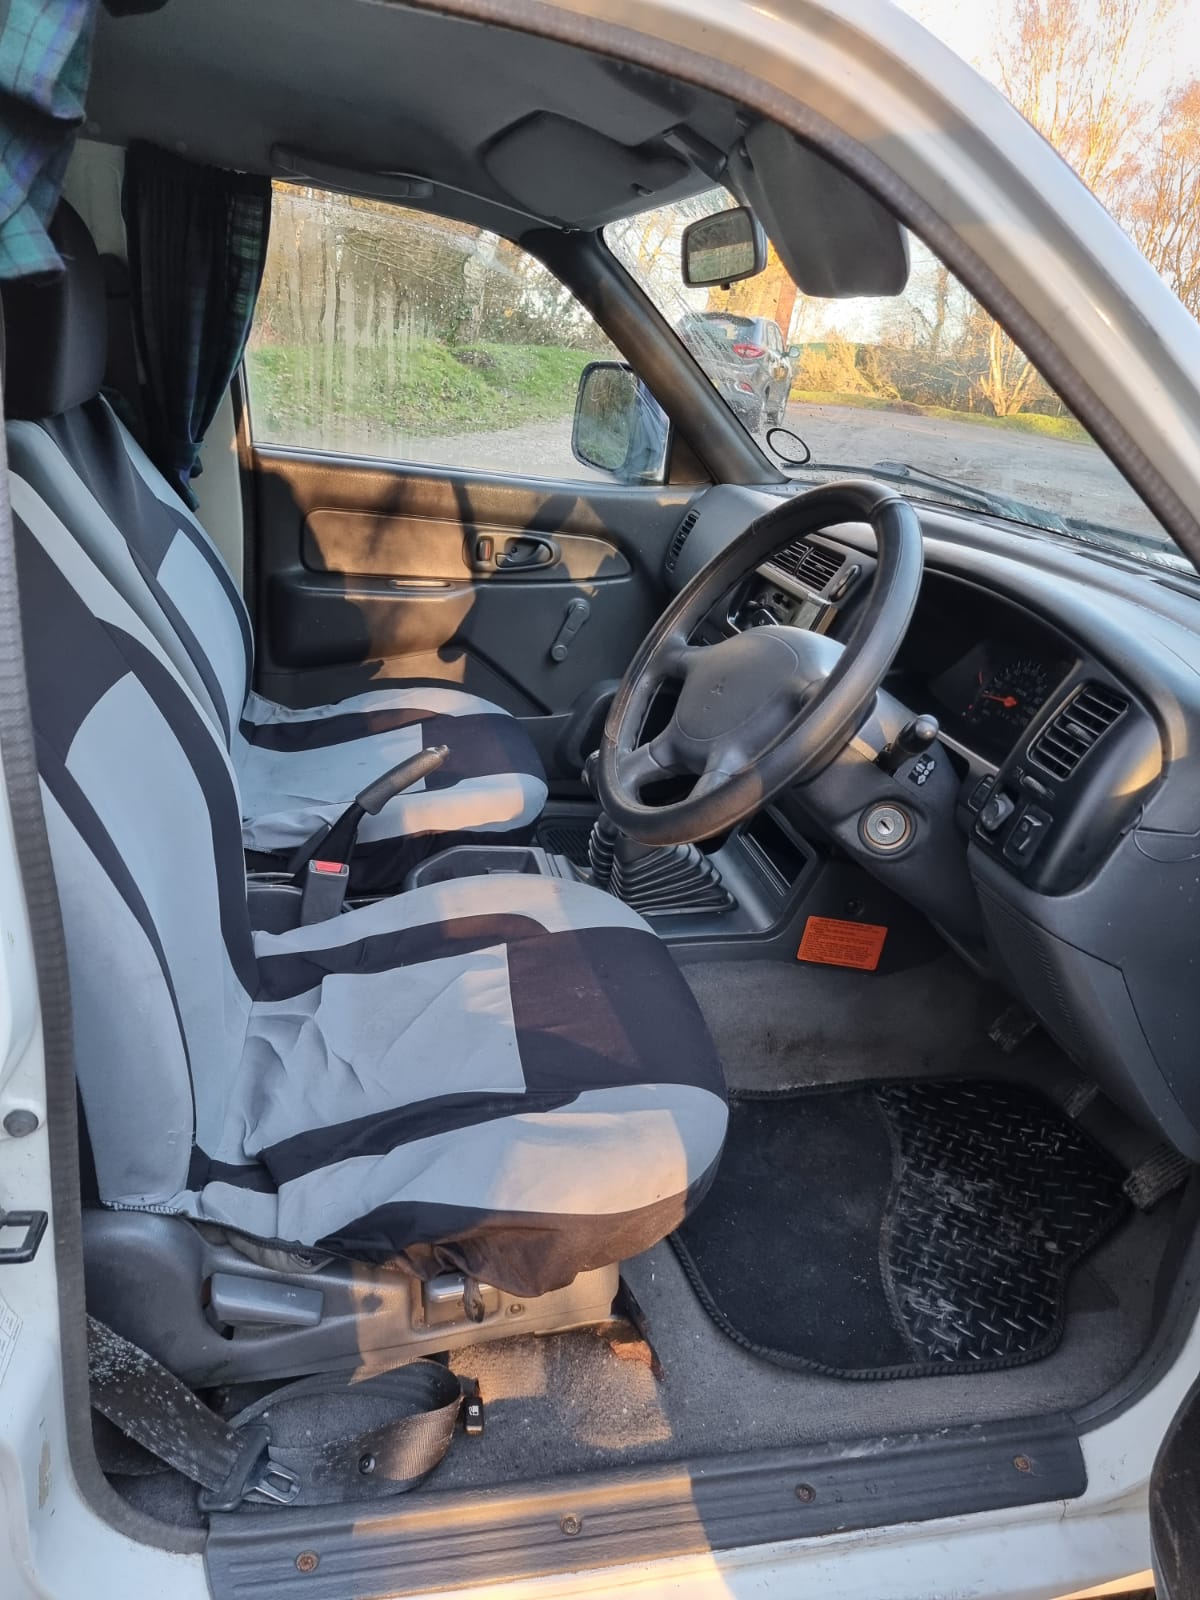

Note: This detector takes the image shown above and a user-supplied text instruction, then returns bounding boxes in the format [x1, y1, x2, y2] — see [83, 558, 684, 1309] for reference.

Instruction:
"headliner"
[86, 0, 743, 237]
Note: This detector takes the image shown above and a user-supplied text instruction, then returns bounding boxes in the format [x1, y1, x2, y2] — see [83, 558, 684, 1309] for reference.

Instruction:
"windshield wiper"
[780, 451, 1197, 574]
[778, 451, 1070, 532]
[861, 461, 1073, 535]
[870, 463, 1195, 571]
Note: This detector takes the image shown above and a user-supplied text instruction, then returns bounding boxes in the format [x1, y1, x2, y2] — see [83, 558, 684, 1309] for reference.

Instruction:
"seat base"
[83, 1210, 619, 1386]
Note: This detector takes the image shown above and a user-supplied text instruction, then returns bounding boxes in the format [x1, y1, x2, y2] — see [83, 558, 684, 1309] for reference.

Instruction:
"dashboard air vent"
[1030, 683, 1128, 780]
[768, 539, 843, 591]
[665, 508, 700, 573]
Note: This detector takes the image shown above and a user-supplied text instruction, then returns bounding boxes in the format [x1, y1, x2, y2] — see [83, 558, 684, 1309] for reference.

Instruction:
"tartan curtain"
[122, 140, 271, 507]
[0, 0, 97, 278]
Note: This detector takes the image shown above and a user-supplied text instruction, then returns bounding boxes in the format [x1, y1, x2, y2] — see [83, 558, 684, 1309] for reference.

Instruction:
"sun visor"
[484, 113, 691, 227]
[728, 121, 910, 298]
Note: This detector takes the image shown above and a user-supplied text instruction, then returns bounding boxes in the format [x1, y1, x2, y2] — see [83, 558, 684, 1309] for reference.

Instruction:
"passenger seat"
[1, 203, 548, 890]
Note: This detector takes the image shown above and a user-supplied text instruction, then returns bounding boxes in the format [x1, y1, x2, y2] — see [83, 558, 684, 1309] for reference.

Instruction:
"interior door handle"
[498, 533, 560, 570]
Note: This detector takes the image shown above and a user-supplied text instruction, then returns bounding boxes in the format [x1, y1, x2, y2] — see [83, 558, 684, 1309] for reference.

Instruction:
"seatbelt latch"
[196, 1422, 301, 1513]
[300, 858, 349, 925]
[461, 1378, 485, 1437]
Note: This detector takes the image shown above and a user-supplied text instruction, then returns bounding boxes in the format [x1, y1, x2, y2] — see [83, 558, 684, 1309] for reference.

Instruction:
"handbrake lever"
[287, 744, 450, 883]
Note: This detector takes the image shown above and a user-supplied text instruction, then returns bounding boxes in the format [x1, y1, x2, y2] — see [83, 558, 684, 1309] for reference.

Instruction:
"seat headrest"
[1, 201, 107, 420]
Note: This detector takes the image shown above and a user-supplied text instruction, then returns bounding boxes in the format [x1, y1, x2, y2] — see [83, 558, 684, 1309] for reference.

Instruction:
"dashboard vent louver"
[768, 539, 843, 591]
[1030, 683, 1128, 780]
[665, 508, 700, 573]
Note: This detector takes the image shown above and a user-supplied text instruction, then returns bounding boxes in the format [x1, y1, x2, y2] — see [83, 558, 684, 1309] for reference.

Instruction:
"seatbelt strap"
[87, 1318, 466, 1511]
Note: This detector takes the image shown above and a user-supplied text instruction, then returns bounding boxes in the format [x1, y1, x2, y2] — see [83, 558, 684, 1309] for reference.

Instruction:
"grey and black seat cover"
[1, 203, 547, 890]
[10, 471, 727, 1293]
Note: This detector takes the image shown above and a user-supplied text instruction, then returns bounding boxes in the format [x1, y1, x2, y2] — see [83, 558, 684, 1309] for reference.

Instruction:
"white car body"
[1, 0, 1195, 1594]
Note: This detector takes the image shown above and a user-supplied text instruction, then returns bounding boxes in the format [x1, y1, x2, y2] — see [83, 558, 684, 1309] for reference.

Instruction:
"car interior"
[3, 0, 1200, 1581]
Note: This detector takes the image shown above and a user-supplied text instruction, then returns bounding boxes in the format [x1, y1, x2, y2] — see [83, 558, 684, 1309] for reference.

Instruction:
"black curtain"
[122, 140, 270, 507]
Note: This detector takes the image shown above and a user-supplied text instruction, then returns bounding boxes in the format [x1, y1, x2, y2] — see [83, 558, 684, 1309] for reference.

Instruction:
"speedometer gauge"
[964, 656, 1055, 735]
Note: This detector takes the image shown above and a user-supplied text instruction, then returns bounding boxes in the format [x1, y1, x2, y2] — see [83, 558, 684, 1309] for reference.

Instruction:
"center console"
[401, 803, 892, 964]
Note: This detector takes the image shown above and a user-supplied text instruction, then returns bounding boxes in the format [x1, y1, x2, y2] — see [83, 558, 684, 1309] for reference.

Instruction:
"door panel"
[303, 508, 630, 583]
[252, 447, 694, 730]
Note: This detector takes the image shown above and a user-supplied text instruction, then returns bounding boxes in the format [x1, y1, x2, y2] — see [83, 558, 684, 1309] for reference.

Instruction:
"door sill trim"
[206, 1415, 1085, 1597]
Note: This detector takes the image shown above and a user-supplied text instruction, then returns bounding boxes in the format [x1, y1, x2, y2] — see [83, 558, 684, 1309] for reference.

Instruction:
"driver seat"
[11, 472, 727, 1372]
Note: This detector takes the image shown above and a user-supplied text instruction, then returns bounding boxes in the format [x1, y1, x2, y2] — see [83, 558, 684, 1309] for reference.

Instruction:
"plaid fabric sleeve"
[0, 0, 98, 279]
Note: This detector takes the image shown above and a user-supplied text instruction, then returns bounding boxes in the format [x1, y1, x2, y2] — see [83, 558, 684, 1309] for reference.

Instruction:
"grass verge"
[245, 339, 596, 439]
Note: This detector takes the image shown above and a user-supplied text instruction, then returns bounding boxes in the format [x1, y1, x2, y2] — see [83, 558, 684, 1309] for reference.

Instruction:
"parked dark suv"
[677, 310, 793, 430]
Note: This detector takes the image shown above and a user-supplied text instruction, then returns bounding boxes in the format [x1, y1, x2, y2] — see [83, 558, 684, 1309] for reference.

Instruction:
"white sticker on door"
[0, 1290, 22, 1386]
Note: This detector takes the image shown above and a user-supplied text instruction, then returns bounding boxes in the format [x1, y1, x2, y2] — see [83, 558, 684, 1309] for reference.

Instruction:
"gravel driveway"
[781, 400, 1164, 540]
[358, 401, 1169, 546]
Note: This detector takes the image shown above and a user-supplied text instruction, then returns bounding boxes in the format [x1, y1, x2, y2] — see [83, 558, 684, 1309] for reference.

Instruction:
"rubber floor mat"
[671, 1079, 1130, 1378]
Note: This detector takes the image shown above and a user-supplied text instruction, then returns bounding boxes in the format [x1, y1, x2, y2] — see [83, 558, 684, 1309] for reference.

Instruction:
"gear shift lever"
[581, 753, 733, 914]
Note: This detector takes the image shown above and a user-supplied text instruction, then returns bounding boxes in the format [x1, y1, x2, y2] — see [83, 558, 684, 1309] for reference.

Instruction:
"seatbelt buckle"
[196, 1422, 301, 1513]
[300, 858, 349, 925]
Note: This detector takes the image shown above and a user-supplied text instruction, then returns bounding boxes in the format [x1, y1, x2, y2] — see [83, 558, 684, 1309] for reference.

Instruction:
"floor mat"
[671, 1079, 1130, 1378]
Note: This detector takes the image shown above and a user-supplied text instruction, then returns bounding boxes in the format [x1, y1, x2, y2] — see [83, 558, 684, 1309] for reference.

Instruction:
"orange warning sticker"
[797, 916, 888, 972]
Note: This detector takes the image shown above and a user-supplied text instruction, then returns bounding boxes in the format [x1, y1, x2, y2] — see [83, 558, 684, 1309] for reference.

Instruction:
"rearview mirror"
[681, 206, 767, 288]
[572, 362, 668, 482]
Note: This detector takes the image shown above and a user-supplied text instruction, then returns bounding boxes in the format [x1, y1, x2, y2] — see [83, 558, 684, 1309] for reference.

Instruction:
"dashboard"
[724, 543, 1078, 769]
[886, 579, 1074, 766]
[667, 481, 1200, 1163]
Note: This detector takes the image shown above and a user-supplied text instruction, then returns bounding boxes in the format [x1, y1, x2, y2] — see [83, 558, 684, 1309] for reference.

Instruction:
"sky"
[891, 0, 1200, 103]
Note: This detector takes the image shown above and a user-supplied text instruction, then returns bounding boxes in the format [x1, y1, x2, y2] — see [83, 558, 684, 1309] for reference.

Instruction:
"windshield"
[605, 189, 1190, 575]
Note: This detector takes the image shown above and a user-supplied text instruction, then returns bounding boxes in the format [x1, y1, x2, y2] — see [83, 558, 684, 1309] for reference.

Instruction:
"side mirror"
[572, 361, 668, 482]
[681, 206, 767, 288]
[787, 345, 802, 361]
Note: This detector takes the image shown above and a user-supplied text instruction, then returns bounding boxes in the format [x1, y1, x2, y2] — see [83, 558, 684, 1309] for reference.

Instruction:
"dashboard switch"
[977, 790, 1016, 835]
[907, 752, 937, 787]
[1004, 806, 1052, 864]
[830, 563, 861, 601]
[968, 776, 995, 811]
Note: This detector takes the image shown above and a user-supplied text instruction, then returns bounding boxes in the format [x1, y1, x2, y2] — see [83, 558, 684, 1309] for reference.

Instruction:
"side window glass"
[244, 184, 657, 484]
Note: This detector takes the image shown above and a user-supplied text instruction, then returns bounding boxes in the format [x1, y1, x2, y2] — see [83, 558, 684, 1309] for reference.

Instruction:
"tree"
[975, 320, 1042, 416]
[993, 1, 1200, 323]
[706, 242, 799, 336]
[994, 0, 1169, 205]
[1126, 79, 1200, 318]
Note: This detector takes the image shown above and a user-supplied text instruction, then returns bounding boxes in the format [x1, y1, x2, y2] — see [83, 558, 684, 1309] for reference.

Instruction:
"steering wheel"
[595, 480, 924, 846]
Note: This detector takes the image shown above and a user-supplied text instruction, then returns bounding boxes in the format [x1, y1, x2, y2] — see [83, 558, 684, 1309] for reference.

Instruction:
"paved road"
[327, 401, 1167, 544]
